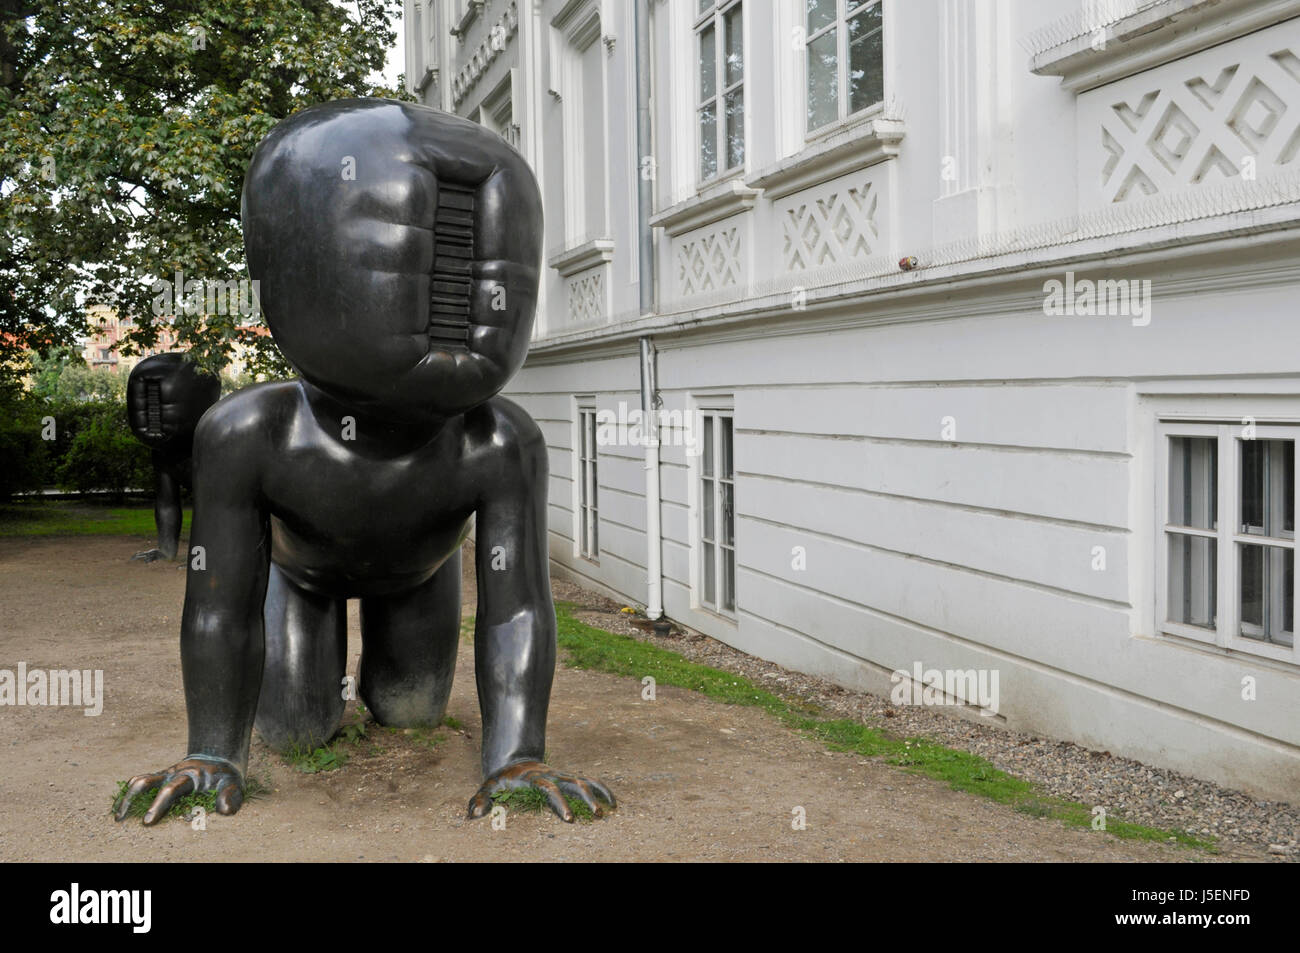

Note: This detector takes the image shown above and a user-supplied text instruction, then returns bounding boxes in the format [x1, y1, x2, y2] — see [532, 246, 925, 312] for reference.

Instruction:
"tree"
[0, 0, 409, 389]
[28, 343, 128, 401]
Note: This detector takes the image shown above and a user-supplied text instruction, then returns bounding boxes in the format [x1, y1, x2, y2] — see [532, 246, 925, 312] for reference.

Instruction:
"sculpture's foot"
[131, 548, 170, 563]
[468, 761, 616, 822]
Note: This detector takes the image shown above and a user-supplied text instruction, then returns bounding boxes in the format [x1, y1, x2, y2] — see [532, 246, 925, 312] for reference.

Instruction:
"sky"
[380, 7, 406, 91]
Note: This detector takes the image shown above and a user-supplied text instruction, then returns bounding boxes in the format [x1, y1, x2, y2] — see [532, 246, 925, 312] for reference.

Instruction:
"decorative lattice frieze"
[780, 176, 880, 271]
[567, 267, 605, 324]
[1084, 24, 1300, 205]
[674, 225, 742, 297]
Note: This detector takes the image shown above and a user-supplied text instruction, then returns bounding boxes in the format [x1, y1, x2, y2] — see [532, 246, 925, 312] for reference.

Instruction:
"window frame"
[693, 0, 745, 185]
[804, 0, 885, 136]
[1156, 418, 1298, 664]
[691, 401, 736, 618]
[574, 402, 600, 563]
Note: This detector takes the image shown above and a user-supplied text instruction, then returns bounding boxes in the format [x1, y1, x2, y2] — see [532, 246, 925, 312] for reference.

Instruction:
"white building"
[406, 0, 1300, 802]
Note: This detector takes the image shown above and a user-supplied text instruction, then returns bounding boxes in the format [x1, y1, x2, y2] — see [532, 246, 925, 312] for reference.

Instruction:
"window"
[555, 6, 606, 245]
[696, 0, 744, 181]
[699, 409, 735, 614]
[805, 0, 883, 133]
[479, 75, 519, 150]
[1159, 421, 1297, 660]
[577, 405, 599, 560]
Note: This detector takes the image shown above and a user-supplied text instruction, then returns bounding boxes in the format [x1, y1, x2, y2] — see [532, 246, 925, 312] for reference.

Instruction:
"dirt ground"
[0, 535, 1224, 862]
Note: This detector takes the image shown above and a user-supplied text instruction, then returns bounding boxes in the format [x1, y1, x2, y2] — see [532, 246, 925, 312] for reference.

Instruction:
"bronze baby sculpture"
[115, 99, 614, 825]
[125, 353, 220, 563]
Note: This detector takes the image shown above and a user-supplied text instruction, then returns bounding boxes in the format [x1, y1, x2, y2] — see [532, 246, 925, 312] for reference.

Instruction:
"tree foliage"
[0, 0, 409, 388]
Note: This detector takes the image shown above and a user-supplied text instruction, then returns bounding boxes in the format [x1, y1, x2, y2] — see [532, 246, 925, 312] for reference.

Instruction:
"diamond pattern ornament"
[675, 226, 742, 296]
[1094, 35, 1300, 204]
[567, 268, 605, 324]
[782, 178, 879, 271]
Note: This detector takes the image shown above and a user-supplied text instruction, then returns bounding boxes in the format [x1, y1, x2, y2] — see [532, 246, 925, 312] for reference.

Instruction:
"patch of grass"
[284, 742, 350, 773]
[441, 714, 464, 730]
[552, 602, 1216, 852]
[283, 711, 370, 773]
[492, 786, 595, 821]
[554, 602, 814, 716]
[0, 500, 192, 538]
[112, 775, 268, 820]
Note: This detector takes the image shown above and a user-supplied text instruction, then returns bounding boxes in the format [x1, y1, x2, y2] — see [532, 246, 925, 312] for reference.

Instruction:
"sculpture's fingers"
[114, 772, 166, 821]
[556, 778, 605, 818]
[142, 774, 195, 826]
[214, 778, 244, 816]
[531, 776, 574, 823]
[583, 777, 617, 809]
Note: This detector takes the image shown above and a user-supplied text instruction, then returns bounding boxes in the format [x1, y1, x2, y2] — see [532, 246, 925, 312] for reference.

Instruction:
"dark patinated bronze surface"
[115, 99, 614, 826]
[124, 353, 220, 562]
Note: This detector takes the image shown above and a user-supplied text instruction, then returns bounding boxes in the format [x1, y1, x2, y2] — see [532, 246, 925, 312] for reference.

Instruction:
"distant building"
[79, 304, 270, 381]
[407, 0, 1300, 801]
[80, 304, 180, 373]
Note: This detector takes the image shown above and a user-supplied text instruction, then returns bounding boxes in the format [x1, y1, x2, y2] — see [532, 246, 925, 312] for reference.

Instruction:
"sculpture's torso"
[247, 381, 482, 597]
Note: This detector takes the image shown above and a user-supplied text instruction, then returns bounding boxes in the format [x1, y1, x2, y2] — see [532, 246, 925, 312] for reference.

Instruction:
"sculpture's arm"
[115, 399, 269, 824]
[466, 402, 615, 822]
[471, 402, 556, 777]
[180, 407, 270, 774]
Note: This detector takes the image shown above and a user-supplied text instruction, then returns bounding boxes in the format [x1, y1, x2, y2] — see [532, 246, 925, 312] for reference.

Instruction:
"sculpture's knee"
[358, 669, 453, 729]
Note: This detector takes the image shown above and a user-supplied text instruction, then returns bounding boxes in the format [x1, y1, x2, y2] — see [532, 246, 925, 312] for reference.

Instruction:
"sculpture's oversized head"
[126, 353, 222, 450]
[241, 99, 543, 422]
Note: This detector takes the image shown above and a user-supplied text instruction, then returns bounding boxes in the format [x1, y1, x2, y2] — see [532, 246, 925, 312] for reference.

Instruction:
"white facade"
[407, 0, 1300, 802]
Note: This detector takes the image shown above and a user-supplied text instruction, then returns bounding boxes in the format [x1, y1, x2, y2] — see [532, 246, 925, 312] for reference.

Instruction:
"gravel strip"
[550, 575, 1299, 861]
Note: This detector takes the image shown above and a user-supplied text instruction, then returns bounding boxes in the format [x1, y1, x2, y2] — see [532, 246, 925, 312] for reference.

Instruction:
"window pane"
[703, 542, 717, 605]
[806, 29, 838, 130]
[699, 0, 712, 14]
[722, 481, 734, 546]
[724, 4, 743, 86]
[1169, 436, 1216, 530]
[1240, 542, 1262, 629]
[1240, 439, 1293, 537]
[722, 547, 736, 611]
[720, 417, 733, 478]
[1240, 543, 1294, 646]
[699, 103, 718, 180]
[702, 478, 715, 540]
[703, 416, 714, 476]
[698, 25, 716, 101]
[1167, 533, 1216, 629]
[724, 89, 744, 169]
[847, 5, 883, 113]
[807, 0, 835, 33]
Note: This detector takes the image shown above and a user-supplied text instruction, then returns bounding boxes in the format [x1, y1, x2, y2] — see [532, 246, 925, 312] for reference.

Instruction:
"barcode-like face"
[428, 182, 475, 352]
[145, 380, 163, 438]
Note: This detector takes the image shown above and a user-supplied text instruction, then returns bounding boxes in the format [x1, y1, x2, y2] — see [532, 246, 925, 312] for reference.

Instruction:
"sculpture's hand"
[131, 548, 167, 562]
[113, 757, 244, 825]
[468, 760, 616, 823]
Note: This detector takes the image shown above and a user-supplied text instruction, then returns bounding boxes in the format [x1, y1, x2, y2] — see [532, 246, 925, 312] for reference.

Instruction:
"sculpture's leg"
[254, 562, 348, 752]
[358, 548, 462, 728]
